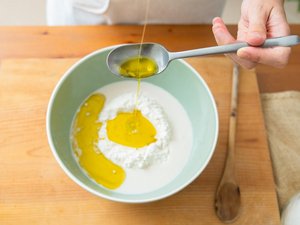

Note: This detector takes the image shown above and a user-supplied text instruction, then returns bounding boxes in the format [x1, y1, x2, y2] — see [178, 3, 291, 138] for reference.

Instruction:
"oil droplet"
[119, 56, 158, 78]
[72, 94, 126, 189]
[106, 110, 156, 148]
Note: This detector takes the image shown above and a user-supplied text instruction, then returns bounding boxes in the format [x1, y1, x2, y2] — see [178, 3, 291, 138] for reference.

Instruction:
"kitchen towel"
[261, 91, 300, 210]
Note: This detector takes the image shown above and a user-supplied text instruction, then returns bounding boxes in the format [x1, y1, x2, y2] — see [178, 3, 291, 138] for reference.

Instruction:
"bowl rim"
[46, 45, 219, 203]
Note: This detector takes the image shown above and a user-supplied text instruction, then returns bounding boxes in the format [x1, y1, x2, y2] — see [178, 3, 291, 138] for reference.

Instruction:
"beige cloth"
[261, 91, 300, 210]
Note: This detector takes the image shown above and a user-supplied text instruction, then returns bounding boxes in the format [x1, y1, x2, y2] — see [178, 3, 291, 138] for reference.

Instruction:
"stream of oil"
[118, 0, 154, 129]
[136, 0, 151, 108]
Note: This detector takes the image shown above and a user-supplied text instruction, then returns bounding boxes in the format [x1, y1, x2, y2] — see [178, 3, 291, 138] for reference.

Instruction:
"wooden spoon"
[215, 63, 241, 223]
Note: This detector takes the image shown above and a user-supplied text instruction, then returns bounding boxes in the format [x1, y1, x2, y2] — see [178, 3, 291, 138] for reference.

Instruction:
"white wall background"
[0, 0, 46, 25]
[0, 0, 299, 25]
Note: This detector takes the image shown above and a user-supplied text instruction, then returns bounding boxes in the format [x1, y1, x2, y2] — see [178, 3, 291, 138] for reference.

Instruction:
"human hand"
[212, 0, 291, 69]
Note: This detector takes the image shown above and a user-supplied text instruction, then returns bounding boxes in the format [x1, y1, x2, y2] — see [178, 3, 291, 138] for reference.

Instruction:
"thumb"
[246, 7, 268, 46]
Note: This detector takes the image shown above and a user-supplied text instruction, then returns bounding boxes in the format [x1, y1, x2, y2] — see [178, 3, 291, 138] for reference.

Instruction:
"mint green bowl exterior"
[46, 46, 219, 203]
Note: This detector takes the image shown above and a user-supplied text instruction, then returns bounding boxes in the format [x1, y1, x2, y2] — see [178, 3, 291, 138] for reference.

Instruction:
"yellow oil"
[119, 56, 158, 78]
[106, 110, 157, 148]
[72, 94, 125, 189]
[118, 0, 153, 133]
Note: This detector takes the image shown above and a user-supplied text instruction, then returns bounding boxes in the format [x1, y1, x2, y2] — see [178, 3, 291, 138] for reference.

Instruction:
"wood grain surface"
[0, 25, 300, 93]
[0, 57, 280, 225]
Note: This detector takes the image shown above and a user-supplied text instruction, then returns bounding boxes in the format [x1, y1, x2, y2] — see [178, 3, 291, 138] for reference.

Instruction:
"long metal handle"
[169, 35, 300, 61]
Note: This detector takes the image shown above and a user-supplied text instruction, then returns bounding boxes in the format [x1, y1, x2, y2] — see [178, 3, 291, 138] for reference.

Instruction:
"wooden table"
[1, 25, 300, 92]
[0, 25, 299, 225]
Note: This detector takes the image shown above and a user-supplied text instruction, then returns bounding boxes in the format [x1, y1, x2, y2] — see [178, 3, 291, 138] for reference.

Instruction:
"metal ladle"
[107, 35, 300, 78]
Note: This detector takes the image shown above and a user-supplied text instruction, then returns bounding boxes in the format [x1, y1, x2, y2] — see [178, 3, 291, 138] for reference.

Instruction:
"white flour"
[91, 81, 192, 194]
[98, 93, 171, 169]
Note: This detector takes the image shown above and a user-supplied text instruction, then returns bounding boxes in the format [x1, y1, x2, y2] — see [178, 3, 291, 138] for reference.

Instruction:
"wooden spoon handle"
[226, 63, 239, 180]
[215, 63, 241, 223]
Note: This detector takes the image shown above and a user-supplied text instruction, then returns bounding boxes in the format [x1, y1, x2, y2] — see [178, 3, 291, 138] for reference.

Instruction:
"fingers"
[246, 4, 268, 46]
[214, 1, 291, 69]
[212, 17, 235, 45]
[212, 16, 291, 69]
[237, 0, 292, 68]
[212, 17, 256, 69]
[263, 3, 290, 37]
[237, 46, 291, 68]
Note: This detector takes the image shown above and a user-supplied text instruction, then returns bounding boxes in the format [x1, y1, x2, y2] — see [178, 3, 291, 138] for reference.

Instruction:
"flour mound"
[98, 93, 171, 169]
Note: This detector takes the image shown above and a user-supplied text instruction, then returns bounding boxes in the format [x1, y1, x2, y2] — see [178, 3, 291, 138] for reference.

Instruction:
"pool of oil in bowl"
[107, 110, 157, 148]
[72, 94, 125, 189]
[71, 81, 192, 194]
[72, 92, 159, 190]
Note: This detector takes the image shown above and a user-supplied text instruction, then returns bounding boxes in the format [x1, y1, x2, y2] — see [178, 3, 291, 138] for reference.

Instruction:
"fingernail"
[212, 17, 221, 25]
[212, 17, 218, 24]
